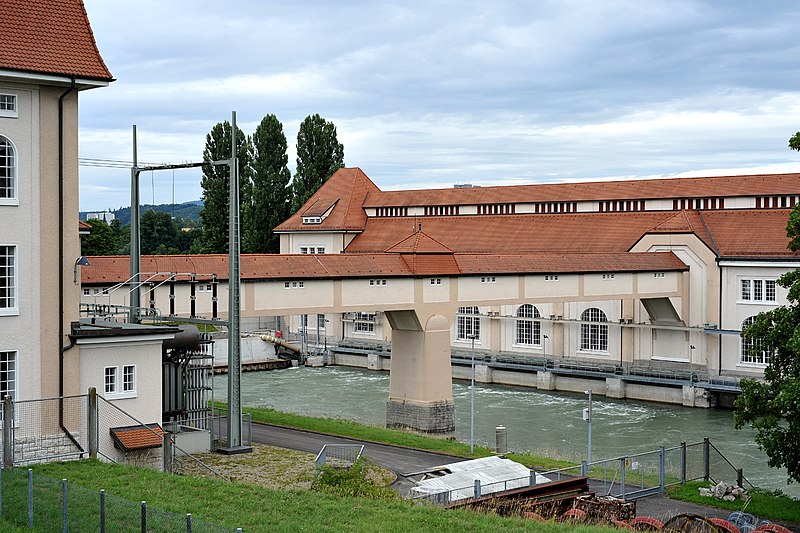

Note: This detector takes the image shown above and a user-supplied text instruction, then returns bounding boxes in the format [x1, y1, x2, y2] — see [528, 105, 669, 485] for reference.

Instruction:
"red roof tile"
[110, 424, 164, 452]
[347, 212, 677, 254]
[698, 209, 796, 258]
[0, 0, 113, 81]
[84, 250, 686, 284]
[363, 173, 800, 207]
[274, 168, 380, 232]
[386, 231, 454, 254]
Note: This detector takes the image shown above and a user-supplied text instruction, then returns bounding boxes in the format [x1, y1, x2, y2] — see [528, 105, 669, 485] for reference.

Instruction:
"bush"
[311, 458, 400, 501]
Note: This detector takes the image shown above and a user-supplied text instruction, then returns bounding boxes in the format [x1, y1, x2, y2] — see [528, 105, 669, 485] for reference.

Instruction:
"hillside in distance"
[81, 200, 203, 226]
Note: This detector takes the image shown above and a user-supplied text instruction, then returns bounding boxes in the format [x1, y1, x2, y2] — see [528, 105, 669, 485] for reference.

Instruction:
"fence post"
[28, 468, 33, 528]
[62, 479, 68, 533]
[474, 479, 481, 499]
[703, 437, 710, 482]
[581, 460, 587, 477]
[529, 469, 537, 486]
[659, 447, 666, 494]
[88, 388, 98, 459]
[680, 442, 686, 484]
[141, 501, 147, 533]
[100, 489, 106, 533]
[620, 457, 626, 499]
[3, 396, 13, 468]
[163, 432, 173, 473]
[737, 468, 743, 488]
[186, 513, 192, 533]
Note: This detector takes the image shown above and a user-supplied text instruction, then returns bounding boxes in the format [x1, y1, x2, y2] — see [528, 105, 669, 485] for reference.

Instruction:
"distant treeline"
[80, 201, 203, 226]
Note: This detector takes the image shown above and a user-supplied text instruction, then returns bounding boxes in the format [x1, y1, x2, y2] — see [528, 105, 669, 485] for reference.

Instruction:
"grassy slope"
[27, 461, 619, 533]
[667, 481, 800, 523]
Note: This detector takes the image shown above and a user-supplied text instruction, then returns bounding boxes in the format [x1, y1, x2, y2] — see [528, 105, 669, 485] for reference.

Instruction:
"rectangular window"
[480, 276, 496, 283]
[300, 246, 308, 254]
[602, 273, 615, 280]
[429, 278, 441, 285]
[740, 278, 776, 303]
[104, 367, 117, 394]
[654, 272, 665, 278]
[0, 246, 16, 313]
[0, 94, 17, 118]
[0, 136, 16, 200]
[0, 351, 16, 400]
[456, 306, 480, 341]
[122, 365, 135, 393]
[83, 288, 90, 296]
[544, 275, 559, 281]
[354, 312, 376, 333]
[369, 279, 387, 286]
[317, 314, 326, 329]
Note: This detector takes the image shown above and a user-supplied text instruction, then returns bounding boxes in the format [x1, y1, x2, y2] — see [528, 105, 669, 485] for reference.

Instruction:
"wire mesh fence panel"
[12, 395, 88, 465]
[684, 441, 708, 483]
[0, 469, 236, 532]
[709, 442, 752, 489]
[97, 396, 164, 469]
[662, 445, 685, 487]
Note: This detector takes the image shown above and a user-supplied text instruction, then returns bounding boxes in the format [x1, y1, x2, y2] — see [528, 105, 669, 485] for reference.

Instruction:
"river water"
[213, 365, 797, 497]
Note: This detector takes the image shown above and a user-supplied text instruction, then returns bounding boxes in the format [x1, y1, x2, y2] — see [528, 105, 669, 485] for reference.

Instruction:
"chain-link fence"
[0, 467, 238, 532]
[4, 395, 88, 466]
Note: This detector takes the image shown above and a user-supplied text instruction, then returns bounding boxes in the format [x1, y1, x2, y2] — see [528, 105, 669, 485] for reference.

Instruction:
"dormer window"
[302, 216, 322, 225]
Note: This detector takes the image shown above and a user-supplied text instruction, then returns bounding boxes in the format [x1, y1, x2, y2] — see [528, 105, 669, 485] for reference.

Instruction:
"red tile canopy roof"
[110, 424, 164, 452]
[0, 0, 113, 81]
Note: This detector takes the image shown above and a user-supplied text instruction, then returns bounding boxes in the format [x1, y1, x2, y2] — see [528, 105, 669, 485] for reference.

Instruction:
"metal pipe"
[129, 125, 140, 323]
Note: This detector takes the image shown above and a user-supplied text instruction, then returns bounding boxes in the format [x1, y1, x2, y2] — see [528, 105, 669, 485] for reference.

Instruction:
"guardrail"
[315, 444, 364, 469]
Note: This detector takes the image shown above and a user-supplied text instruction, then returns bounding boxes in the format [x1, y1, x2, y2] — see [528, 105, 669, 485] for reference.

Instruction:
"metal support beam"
[129, 125, 140, 323]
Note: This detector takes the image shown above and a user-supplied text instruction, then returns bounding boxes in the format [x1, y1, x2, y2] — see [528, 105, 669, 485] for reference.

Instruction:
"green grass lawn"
[12, 461, 622, 533]
[667, 481, 800, 524]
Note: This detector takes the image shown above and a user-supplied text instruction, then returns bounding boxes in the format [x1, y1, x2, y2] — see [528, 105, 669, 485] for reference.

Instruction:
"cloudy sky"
[78, 0, 800, 211]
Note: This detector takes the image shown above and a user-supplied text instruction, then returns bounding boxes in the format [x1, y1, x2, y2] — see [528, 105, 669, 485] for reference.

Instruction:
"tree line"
[81, 113, 343, 256]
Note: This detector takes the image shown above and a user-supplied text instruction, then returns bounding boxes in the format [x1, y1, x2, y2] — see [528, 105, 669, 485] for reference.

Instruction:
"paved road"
[248, 423, 460, 495]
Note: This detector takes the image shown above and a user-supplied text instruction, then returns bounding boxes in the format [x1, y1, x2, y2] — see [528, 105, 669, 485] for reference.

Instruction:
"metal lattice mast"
[226, 111, 244, 449]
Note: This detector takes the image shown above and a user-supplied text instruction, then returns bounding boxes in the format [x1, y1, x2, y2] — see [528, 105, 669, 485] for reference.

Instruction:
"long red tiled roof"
[698, 209, 796, 258]
[362, 173, 800, 207]
[347, 212, 677, 254]
[274, 168, 380, 232]
[0, 0, 113, 82]
[83, 251, 686, 284]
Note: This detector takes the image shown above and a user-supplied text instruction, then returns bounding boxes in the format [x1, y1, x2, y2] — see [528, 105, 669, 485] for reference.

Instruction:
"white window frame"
[740, 316, 771, 366]
[580, 308, 609, 353]
[0, 135, 17, 205]
[739, 278, 777, 304]
[0, 94, 17, 118]
[0, 350, 17, 427]
[514, 304, 541, 346]
[456, 306, 481, 341]
[104, 364, 137, 399]
[122, 365, 136, 393]
[429, 278, 442, 285]
[354, 312, 376, 334]
[0, 245, 17, 316]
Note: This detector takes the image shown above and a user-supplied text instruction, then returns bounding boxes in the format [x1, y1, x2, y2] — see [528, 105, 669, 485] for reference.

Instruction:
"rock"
[699, 488, 713, 497]
[723, 495, 736, 502]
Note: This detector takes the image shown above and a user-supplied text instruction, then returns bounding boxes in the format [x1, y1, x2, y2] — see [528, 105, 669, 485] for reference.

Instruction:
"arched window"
[515, 304, 541, 345]
[740, 316, 771, 364]
[0, 136, 16, 201]
[580, 308, 608, 352]
[457, 306, 480, 341]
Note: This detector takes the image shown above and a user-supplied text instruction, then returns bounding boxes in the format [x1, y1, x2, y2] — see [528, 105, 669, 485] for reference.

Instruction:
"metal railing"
[413, 438, 752, 504]
[315, 444, 364, 469]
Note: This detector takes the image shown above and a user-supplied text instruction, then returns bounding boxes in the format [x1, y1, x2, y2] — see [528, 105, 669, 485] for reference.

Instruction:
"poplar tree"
[246, 114, 291, 253]
[199, 121, 253, 253]
[291, 114, 344, 213]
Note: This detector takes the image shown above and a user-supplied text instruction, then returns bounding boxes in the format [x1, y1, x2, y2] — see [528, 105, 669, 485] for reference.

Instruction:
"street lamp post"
[469, 334, 477, 455]
[542, 334, 549, 357]
[584, 389, 593, 464]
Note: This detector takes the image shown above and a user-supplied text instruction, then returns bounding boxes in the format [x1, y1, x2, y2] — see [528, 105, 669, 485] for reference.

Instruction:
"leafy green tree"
[140, 209, 179, 255]
[789, 131, 800, 152]
[734, 203, 800, 484]
[291, 114, 344, 213]
[246, 114, 292, 253]
[81, 219, 119, 256]
[200, 121, 253, 253]
[109, 218, 129, 254]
